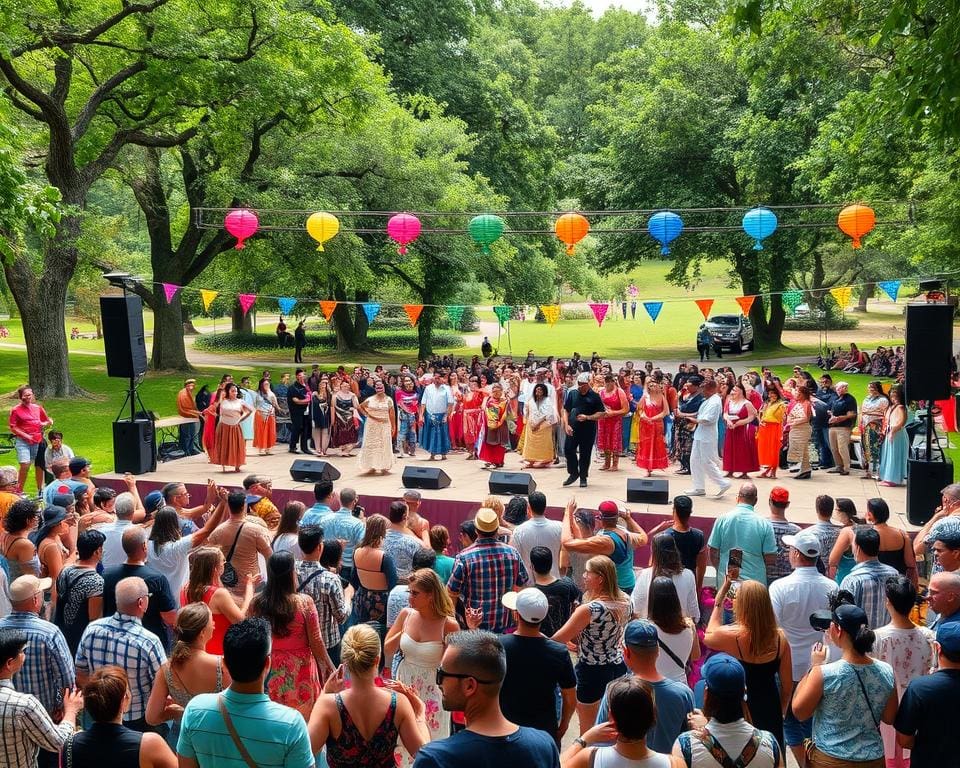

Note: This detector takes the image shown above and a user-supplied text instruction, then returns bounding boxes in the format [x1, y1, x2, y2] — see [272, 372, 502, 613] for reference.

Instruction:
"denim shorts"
[783, 688, 812, 746]
[575, 660, 627, 704]
[15, 438, 39, 464]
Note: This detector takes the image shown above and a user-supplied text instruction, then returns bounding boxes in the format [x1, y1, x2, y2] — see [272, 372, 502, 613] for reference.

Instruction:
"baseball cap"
[502, 588, 548, 623]
[598, 500, 620, 520]
[937, 622, 960, 654]
[576, 372, 591, 384]
[701, 653, 746, 696]
[770, 487, 790, 505]
[9, 575, 53, 603]
[623, 619, 659, 648]
[144, 490, 165, 513]
[833, 604, 869, 637]
[932, 518, 960, 548]
[782, 529, 821, 558]
[52, 493, 76, 509]
[68, 457, 91, 474]
[475, 508, 500, 534]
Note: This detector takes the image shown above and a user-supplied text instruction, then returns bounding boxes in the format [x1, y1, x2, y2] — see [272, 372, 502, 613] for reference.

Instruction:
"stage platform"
[95, 446, 918, 552]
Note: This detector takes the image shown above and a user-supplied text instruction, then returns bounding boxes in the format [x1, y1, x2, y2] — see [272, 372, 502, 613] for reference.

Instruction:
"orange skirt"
[215, 422, 246, 467]
[253, 411, 276, 449]
[756, 420, 783, 468]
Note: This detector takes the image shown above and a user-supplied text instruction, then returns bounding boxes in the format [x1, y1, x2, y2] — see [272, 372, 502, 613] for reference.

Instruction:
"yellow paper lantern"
[306, 212, 340, 251]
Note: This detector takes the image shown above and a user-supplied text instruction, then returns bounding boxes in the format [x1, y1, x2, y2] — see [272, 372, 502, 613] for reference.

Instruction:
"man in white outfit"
[680, 379, 730, 497]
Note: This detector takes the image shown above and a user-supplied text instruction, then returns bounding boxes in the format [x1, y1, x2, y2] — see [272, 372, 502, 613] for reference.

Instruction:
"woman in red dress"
[479, 383, 510, 469]
[447, 372, 466, 450]
[596, 374, 629, 472]
[461, 376, 485, 460]
[202, 376, 228, 461]
[722, 383, 760, 478]
[635, 379, 670, 475]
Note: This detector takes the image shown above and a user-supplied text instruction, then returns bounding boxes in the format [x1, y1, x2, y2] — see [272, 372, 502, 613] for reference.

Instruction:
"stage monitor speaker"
[626, 477, 670, 505]
[488, 471, 536, 496]
[907, 457, 954, 526]
[289, 459, 342, 483]
[100, 295, 148, 379]
[402, 466, 451, 490]
[113, 419, 155, 474]
[905, 304, 953, 402]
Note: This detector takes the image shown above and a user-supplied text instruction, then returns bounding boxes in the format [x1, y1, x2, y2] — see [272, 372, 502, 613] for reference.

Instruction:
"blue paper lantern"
[647, 211, 683, 255]
[742, 207, 778, 250]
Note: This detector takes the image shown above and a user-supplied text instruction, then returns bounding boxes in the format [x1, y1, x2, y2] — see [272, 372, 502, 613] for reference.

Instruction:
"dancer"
[635, 378, 669, 476]
[418, 373, 453, 461]
[722, 382, 759, 479]
[596, 375, 629, 472]
[395, 375, 421, 457]
[680, 379, 730, 497]
[214, 383, 252, 473]
[310, 375, 333, 456]
[357, 379, 396, 475]
[479, 383, 510, 469]
[561, 372, 605, 488]
[756, 386, 786, 478]
[252, 377, 277, 456]
[461, 376, 485, 461]
[331, 380, 360, 457]
[520, 383, 557, 469]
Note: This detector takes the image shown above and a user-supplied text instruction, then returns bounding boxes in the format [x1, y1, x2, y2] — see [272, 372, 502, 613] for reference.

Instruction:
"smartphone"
[728, 548, 743, 569]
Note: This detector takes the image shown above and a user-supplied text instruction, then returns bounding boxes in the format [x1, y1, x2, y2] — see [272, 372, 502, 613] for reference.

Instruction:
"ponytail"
[851, 625, 876, 655]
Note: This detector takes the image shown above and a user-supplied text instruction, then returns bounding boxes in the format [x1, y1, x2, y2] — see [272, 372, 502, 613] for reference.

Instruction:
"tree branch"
[0, 56, 59, 120]
[383, 263, 425, 296]
[73, 61, 148, 141]
[4, 88, 44, 120]
[80, 123, 201, 188]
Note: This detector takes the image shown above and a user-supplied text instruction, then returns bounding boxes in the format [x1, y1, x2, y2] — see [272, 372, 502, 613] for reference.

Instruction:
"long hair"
[186, 547, 224, 604]
[360, 514, 388, 548]
[650, 533, 683, 578]
[585, 555, 629, 606]
[648, 576, 686, 634]
[734, 580, 779, 657]
[171, 602, 212, 667]
[273, 501, 305, 544]
[408, 568, 454, 618]
[250, 551, 298, 638]
[148, 507, 182, 554]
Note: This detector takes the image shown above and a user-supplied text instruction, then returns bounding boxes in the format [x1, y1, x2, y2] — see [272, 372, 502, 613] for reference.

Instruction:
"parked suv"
[704, 314, 754, 353]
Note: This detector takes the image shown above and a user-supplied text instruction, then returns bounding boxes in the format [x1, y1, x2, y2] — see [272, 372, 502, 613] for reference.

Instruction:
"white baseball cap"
[501, 588, 548, 623]
[782, 528, 821, 558]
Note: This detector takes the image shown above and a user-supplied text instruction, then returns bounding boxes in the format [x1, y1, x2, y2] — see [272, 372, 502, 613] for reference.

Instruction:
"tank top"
[326, 691, 398, 768]
[590, 747, 672, 768]
[164, 656, 224, 707]
[218, 398, 244, 426]
[180, 584, 230, 654]
[67, 722, 142, 768]
[877, 530, 909, 574]
[599, 529, 635, 591]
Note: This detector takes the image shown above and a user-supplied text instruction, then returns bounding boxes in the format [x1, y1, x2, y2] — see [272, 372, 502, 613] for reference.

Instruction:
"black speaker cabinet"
[626, 477, 670, 504]
[289, 459, 341, 483]
[488, 471, 536, 496]
[401, 466, 451, 490]
[100, 295, 148, 379]
[907, 457, 955, 525]
[905, 304, 953, 402]
[113, 419, 155, 474]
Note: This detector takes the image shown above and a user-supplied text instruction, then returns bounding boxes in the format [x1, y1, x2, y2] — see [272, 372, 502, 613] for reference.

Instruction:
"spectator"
[295, 524, 348, 666]
[809, 494, 841, 574]
[561, 500, 646, 594]
[242, 474, 281, 530]
[511, 491, 562, 580]
[401, 489, 432, 546]
[384, 500, 425, 580]
[177, 618, 314, 767]
[864, 498, 917, 586]
[387, 548, 438, 636]
[429, 525, 455, 584]
[927, 571, 960, 627]
[160, 481, 213, 529]
[765, 487, 800, 585]
[270, 500, 305, 559]
[648, 577, 700, 685]
[632, 533, 699, 623]
[707, 483, 776, 586]
[839, 527, 900, 629]
[76, 577, 167, 734]
[912, 483, 960, 572]
[53, 529, 105, 656]
[530, 546, 581, 637]
[0, 467, 21, 523]
[147, 501, 225, 601]
[181, 547, 254, 655]
[826, 381, 857, 475]
[649, 495, 708, 594]
[100, 492, 139, 571]
[350, 514, 398, 637]
[0, 628, 82, 768]
[828, 498, 862, 583]
[305, 482, 364, 582]
[2, 498, 41, 581]
[206, 491, 273, 600]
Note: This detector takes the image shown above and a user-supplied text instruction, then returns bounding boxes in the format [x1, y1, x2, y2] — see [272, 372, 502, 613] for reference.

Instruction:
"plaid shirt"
[447, 537, 528, 633]
[0, 680, 73, 768]
[295, 560, 348, 649]
[0, 612, 74, 715]
[75, 613, 166, 722]
[839, 559, 901, 629]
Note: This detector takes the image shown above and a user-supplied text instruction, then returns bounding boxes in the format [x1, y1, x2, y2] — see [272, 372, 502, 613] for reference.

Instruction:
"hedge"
[783, 314, 859, 331]
[193, 330, 465, 354]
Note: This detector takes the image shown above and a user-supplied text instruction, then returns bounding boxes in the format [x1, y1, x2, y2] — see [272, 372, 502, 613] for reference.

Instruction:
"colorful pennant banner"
[539, 304, 561, 327]
[643, 301, 663, 323]
[200, 290, 219, 312]
[319, 300, 337, 322]
[878, 280, 901, 302]
[362, 302, 381, 324]
[736, 295, 756, 316]
[446, 305, 466, 327]
[403, 304, 424, 327]
[238, 293, 257, 316]
[162, 283, 181, 304]
[493, 305, 512, 327]
[695, 299, 714, 320]
[278, 297, 297, 315]
[830, 286, 853, 310]
[782, 290, 804, 314]
[588, 302, 609, 327]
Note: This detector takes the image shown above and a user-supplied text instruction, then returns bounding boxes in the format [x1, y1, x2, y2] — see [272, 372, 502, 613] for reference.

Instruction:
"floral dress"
[326, 692, 399, 768]
[266, 597, 324, 718]
[395, 634, 448, 767]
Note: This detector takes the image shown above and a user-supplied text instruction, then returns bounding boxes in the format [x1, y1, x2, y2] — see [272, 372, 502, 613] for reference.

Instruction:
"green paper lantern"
[493, 305, 512, 327]
[446, 305, 466, 328]
[467, 214, 506, 253]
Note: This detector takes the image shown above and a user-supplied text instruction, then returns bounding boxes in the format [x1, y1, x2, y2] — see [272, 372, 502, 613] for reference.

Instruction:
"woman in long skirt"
[358, 380, 396, 475]
[756, 387, 786, 478]
[521, 383, 557, 468]
[878, 385, 909, 486]
[202, 376, 228, 461]
[331, 380, 360, 456]
[479, 383, 510, 468]
[448, 372, 466, 450]
[635, 380, 669, 475]
[214, 383, 253, 472]
[252, 377, 278, 455]
[860, 381, 889, 480]
[722, 383, 759, 478]
[461, 377, 485, 460]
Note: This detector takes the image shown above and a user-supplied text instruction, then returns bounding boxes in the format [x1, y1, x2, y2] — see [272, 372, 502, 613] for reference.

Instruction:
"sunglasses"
[435, 666, 497, 686]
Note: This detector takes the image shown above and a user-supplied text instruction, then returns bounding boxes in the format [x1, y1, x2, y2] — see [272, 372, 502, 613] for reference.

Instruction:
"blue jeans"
[813, 425, 834, 468]
[179, 421, 199, 455]
[398, 411, 417, 449]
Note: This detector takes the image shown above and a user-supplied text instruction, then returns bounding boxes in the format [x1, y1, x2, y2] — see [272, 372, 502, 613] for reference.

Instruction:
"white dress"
[395, 633, 448, 767]
[358, 396, 395, 472]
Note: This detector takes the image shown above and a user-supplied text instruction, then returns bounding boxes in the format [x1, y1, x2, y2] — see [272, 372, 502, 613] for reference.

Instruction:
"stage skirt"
[214, 422, 246, 467]
[421, 412, 451, 455]
[253, 412, 276, 449]
[521, 421, 555, 462]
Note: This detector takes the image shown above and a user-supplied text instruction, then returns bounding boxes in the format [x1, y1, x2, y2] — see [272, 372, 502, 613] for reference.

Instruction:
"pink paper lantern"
[386, 213, 422, 255]
[224, 208, 259, 250]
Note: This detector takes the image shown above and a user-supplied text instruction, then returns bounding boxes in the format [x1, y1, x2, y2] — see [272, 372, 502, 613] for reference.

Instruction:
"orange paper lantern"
[555, 213, 590, 255]
[837, 204, 875, 249]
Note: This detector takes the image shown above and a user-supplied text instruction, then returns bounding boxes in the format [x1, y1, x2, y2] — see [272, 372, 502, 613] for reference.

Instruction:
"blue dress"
[878, 417, 909, 485]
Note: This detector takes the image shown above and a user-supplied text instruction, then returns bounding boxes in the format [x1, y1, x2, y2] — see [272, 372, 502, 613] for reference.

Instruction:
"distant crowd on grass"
[816, 342, 906, 378]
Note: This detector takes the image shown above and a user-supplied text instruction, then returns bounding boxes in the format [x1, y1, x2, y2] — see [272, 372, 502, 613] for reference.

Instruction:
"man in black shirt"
[812, 374, 836, 470]
[561, 372, 605, 488]
[649, 495, 707, 594]
[286, 368, 312, 454]
[293, 320, 306, 363]
[826, 380, 857, 475]
[529, 546, 581, 636]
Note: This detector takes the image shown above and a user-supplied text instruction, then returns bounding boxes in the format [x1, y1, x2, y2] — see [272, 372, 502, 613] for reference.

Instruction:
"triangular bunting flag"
[319, 301, 337, 322]
[643, 301, 663, 323]
[539, 304, 561, 327]
[200, 290, 218, 313]
[493, 305, 512, 327]
[162, 283, 181, 304]
[238, 293, 256, 316]
[403, 304, 424, 327]
[362, 302, 381, 324]
[446, 305, 466, 328]
[878, 280, 901, 302]
[736, 295, 756, 316]
[694, 299, 714, 320]
[830, 286, 853, 310]
[278, 297, 297, 315]
[782, 290, 804, 314]
[587, 302, 609, 327]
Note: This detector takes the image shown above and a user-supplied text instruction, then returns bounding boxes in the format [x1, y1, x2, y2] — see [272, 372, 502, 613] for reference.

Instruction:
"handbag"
[218, 695, 258, 768]
[220, 523, 245, 588]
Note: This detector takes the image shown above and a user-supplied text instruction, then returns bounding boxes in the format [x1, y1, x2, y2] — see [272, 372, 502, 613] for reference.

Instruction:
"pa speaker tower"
[100, 295, 148, 379]
[905, 304, 953, 402]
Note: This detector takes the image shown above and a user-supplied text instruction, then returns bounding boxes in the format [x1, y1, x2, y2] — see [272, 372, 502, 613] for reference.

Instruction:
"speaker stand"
[115, 378, 147, 423]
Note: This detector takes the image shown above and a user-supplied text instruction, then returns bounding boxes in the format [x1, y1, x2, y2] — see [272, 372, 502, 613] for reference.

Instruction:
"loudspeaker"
[401, 466, 451, 490]
[488, 471, 536, 496]
[113, 419, 155, 474]
[905, 304, 953, 402]
[626, 477, 670, 504]
[100, 295, 148, 379]
[907, 457, 954, 525]
[289, 460, 341, 483]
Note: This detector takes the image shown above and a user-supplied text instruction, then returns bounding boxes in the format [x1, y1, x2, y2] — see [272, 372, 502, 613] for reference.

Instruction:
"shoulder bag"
[218, 695, 258, 768]
[220, 524, 245, 588]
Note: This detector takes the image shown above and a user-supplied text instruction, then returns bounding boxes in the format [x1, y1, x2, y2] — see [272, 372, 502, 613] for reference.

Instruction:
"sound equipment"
[289, 459, 341, 483]
[113, 419, 155, 474]
[100, 295, 148, 379]
[626, 477, 670, 505]
[488, 471, 536, 496]
[905, 304, 953, 402]
[401, 466, 451, 490]
[907, 457, 955, 525]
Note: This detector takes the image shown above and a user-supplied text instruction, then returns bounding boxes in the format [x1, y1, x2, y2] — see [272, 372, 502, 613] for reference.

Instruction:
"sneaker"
[682, 489, 706, 496]
[579, 480, 588, 488]
[715, 482, 731, 498]
[562, 475, 578, 487]
[826, 467, 841, 474]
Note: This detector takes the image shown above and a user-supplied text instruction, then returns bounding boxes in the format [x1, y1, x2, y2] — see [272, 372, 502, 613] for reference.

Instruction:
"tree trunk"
[418, 305, 435, 359]
[332, 285, 359, 352]
[231, 304, 252, 333]
[353, 290, 370, 346]
[148, 287, 193, 371]
[855, 283, 874, 312]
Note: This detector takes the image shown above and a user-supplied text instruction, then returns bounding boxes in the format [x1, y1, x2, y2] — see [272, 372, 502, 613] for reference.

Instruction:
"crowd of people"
[816, 344, 905, 379]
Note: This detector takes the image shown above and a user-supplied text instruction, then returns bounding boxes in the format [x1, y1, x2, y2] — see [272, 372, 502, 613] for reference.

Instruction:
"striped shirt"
[0, 611, 74, 715]
[75, 613, 166, 722]
[0, 680, 73, 768]
[840, 560, 900, 629]
[447, 537, 529, 633]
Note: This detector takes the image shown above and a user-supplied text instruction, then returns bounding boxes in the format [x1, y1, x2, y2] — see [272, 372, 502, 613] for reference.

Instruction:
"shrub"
[193, 330, 464, 354]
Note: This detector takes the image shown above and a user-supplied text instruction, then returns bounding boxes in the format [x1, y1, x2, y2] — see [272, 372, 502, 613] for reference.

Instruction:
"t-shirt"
[667, 527, 705, 575]
[535, 577, 582, 637]
[412, 726, 560, 768]
[499, 634, 576, 740]
[563, 388, 604, 434]
[433, 554, 454, 584]
[208, 517, 271, 596]
[53, 565, 103, 655]
[383, 529, 423, 580]
[707, 505, 777, 585]
[596, 676, 695, 753]
[511, 517, 563, 580]
[8, 403, 48, 443]
[101, 563, 177, 650]
[829, 392, 858, 425]
[894, 668, 960, 768]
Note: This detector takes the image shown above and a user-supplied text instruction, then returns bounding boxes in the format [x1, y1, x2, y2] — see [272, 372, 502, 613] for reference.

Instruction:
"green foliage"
[193, 329, 465, 353]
